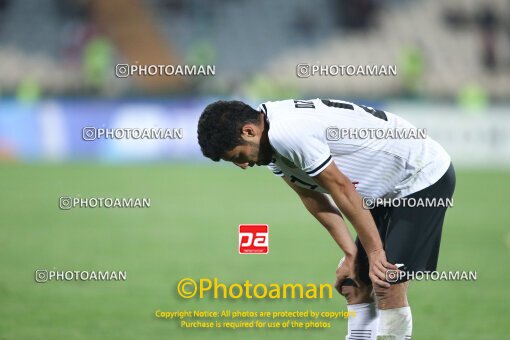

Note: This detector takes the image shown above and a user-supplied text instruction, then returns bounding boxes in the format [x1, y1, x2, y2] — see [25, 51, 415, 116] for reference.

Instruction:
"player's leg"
[372, 282, 412, 339]
[335, 276, 378, 340]
[352, 239, 413, 339]
[374, 163, 456, 339]
[335, 233, 381, 339]
[334, 202, 396, 340]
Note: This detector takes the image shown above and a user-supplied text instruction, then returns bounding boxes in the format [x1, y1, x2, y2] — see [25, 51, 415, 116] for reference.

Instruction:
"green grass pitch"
[0, 163, 508, 339]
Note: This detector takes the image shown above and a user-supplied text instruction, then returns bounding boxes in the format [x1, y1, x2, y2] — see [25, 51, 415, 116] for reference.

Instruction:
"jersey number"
[294, 100, 315, 109]
[321, 99, 388, 121]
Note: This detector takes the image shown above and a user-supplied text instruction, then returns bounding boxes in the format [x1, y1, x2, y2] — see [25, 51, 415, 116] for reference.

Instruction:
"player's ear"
[241, 124, 257, 138]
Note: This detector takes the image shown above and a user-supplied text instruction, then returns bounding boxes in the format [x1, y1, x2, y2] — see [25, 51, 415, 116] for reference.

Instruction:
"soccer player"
[197, 99, 455, 339]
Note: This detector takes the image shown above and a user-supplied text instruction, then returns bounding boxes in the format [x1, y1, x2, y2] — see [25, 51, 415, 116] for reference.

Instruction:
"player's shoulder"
[257, 99, 295, 115]
[262, 100, 327, 156]
[259, 99, 303, 140]
[259, 98, 323, 124]
[259, 98, 356, 115]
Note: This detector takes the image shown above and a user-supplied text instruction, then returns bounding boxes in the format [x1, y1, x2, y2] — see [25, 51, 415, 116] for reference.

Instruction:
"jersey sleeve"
[269, 118, 332, 177]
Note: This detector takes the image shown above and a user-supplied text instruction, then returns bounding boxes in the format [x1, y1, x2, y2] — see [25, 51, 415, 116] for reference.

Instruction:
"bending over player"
[197, 98, 455, 339]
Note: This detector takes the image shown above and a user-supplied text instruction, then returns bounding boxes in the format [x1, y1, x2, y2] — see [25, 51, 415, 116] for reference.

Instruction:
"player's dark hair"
[197, 100, 261, 161]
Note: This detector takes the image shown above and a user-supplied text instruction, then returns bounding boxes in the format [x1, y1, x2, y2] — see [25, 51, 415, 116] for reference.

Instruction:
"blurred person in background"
[0, 0, 9, 30]
[335, 0, 379, 31]
[477, 5, 499, 72]
[399, 45, 425, 98]
[82, 35, 113, 95]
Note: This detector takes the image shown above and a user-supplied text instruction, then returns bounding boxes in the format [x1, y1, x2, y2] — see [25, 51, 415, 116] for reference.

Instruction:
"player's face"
[223, 142, 262, 169]
[222, 122, 273, 169]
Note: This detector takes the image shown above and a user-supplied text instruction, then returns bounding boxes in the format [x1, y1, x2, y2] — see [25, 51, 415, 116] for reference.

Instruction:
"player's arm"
[282, 176, 361, 285]
[282, 176, 356, 256]
[313, 162, 396, 287]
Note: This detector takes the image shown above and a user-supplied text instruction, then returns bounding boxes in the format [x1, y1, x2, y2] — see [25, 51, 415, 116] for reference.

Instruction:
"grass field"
[0, 163, 508, 339]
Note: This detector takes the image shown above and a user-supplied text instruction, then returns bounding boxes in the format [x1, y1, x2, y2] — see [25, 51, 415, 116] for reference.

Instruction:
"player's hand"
[335, 254, 361, 290]
[367, 248, 397, 288]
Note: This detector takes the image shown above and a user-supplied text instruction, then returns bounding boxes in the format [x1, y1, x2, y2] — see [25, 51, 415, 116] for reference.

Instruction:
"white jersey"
[258, 99, 451, 199]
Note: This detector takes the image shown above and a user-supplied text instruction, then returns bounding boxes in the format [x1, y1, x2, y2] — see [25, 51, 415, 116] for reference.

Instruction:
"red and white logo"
[238, 224, 269, 254]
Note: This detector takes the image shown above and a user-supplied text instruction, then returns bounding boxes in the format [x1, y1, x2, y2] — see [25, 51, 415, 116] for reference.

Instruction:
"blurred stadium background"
[0, 0, 509, 339]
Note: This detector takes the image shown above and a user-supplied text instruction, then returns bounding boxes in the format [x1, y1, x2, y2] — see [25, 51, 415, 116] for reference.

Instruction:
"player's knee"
[373, 282, 409, 309]
[336, 280, 373, 304]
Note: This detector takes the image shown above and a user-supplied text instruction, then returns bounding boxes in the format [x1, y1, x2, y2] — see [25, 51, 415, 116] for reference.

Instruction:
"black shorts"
[356, 163, 456, 285]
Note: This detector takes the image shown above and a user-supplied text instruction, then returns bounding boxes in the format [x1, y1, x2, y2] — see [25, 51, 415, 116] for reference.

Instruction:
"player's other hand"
[335, 254, 361, 291]
[367, 248, 397, 288]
